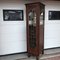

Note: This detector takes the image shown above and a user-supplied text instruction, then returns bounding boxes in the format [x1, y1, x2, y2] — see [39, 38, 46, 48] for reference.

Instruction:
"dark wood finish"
[25, 2, 45, 60]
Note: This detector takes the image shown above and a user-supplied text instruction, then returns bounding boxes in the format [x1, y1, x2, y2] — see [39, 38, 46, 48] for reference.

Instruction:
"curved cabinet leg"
[42, 50, 44, 54]
[36, 56, 39, 60]
[27, 53, 31, 57]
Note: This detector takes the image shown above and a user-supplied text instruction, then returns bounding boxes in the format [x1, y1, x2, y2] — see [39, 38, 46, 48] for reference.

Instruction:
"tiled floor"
[0, 48, 60, 60]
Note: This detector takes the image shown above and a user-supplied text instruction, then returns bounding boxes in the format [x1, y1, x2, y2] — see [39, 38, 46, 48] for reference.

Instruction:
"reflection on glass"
[40, 12, 43, 25]
[28, 10, 36, 26]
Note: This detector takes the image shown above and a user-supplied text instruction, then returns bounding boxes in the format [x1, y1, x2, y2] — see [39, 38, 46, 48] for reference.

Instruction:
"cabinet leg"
[27, 54, 31, 57]
[42, 50, 44, 54]
[36, 56, 39, 60]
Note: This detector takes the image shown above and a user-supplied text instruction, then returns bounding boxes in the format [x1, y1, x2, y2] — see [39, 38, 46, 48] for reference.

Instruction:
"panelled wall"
[44, 1, 60, 49]
[0, 0, 27, 55]
[0, 0, 38, 55]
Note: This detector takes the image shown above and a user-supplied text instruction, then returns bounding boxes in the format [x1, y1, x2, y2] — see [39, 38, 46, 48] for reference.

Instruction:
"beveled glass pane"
[28, 10, 36, 26]
[40, 12, 44, 25]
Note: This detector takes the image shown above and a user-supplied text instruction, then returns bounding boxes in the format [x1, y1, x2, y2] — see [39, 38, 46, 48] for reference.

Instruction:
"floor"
[0, 48, 60, 60]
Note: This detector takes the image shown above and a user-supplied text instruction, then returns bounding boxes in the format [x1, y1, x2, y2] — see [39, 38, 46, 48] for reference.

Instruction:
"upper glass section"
[28, 10, 36, 26]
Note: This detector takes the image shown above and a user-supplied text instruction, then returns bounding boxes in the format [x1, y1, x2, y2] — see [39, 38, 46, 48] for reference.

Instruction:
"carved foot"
[36, 56, 39, 60]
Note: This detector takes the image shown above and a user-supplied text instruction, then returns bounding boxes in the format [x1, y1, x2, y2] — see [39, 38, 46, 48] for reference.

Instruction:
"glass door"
[28, 9, 37, 48]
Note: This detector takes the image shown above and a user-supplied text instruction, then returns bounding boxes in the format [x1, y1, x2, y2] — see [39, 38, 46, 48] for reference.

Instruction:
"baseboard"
[44, 47, 60, 50]
[0, 51, 27, 57]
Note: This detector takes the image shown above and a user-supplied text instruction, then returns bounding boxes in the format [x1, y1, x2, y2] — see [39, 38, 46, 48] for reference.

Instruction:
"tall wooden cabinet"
[25, 2, 45, 60]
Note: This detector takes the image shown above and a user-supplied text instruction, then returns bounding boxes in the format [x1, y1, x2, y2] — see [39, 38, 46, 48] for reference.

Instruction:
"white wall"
[0, 0, 27, 55]
[44, 1, 60, 49]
